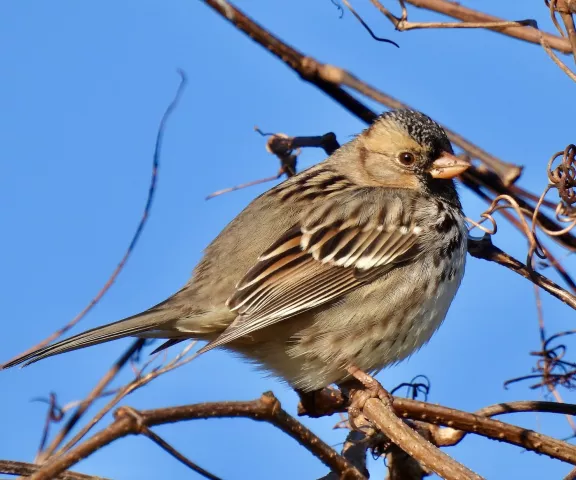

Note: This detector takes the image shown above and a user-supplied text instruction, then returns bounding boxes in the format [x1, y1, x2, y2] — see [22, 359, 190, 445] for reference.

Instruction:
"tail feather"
[2, 312, 167, 369]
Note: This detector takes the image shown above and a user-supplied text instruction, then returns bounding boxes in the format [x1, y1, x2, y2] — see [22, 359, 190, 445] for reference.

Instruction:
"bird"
[3, 109, 470, 393]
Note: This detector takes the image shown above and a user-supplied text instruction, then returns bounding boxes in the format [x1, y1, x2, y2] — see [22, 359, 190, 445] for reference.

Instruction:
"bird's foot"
[344, 366, 393, 434]
[345, 365, 393, 405]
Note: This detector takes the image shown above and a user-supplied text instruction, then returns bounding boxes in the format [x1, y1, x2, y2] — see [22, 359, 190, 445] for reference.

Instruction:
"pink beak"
[429, 152, 470, 179]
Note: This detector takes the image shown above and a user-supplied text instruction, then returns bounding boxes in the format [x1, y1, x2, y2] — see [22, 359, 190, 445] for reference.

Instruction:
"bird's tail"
[2, 310, 170, 369]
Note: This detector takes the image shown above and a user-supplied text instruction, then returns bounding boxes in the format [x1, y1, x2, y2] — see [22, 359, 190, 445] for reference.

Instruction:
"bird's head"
[349, 109, 470, 193]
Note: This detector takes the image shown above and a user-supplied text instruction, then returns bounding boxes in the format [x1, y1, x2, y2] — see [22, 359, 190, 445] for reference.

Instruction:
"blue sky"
[1, 1, 576, 479]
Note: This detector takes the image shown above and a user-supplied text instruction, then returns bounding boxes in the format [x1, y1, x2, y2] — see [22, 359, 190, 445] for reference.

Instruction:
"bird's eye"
[398, 152, 416, 166]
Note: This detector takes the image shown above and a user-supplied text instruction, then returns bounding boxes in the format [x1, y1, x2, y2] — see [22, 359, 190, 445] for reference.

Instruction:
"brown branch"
[29, 393, 365, 480]
[37, 339, 146, 462]
[565, 465, 576, 480]
[401, 0, 572, 53]
[0, 460, 107, 480]
[299, 386, 576, 464]
[468, 235, 576, 311]
[54, 341, 197, 456]
[206, 131, 338, 199]
[319, 431, 369, 480]
[384, 423, 430, 480]
[347, 367, 483, 480]
[369, 1, 537, 34]
[552, 0, 576, 62]
[118, 407, 221, 480]
[266, 132, 340, 157]
[540, 30, 576, 82]
[364, 399, 480, 479]
[392, 397, 576, 464]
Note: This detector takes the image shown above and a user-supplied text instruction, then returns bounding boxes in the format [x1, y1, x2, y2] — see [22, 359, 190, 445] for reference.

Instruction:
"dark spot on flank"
[435, 214, 454, 234]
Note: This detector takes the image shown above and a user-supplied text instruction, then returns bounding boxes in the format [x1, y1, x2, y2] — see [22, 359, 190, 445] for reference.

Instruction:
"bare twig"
[29, 393, 365, 480]
[468, 235, 576, 311]
[33, 392, 64, 457]
[118, 407, 222, 480]
[1, 71, 188, 368]
[54, 341, 197, 456]
[541, 32, 576, 81]
[370, 0, 536, 33]
[342, 0, 399, 47]
[565, 465, 576, 480]
[300, 386, 576, 464]
[398, 0, 572, 53]
[38, 339, 146, 462]
[393, 397, 576, 464]
[0, 460, 107, 480]
[206, 131, 339, 199]
[549, 0, 576, 62]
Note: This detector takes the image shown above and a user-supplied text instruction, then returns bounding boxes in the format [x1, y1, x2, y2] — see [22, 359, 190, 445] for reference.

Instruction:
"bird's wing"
[197, 195, 424, 353]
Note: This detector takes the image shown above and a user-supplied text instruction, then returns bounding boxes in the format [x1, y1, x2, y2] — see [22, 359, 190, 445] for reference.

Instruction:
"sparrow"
[3, 109, 470, 393]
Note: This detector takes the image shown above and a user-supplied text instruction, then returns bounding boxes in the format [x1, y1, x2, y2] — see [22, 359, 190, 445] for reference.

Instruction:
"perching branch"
[0, 460, 107, 480]
[27, 393, 365, 480]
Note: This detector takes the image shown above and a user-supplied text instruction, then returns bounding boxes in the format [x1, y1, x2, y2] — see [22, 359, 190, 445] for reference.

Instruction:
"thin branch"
[393, 397, 576, 464]
[38, 339, 146, 462]
[29, 393, 365, 480]
[0, 460, 107, 480]
[565, 465, 576, 480]
[560, 7, 576, 64]
[120, 408, 221, 480]
[370, 1, 537, 33]
[398, 19, 537, 31]
[206, 131, 339, 199]
[54, 341, 197, 456]
[468, 235, 576, 310]
[341, 0, 399, 47]
[400, 0, 572, 53]
[299, 385, 576, 464]
[206, 172, 284, 199]
[1, 71, 188, 368]
[541, 31, 576, 82]
[551, 0, 576, 63]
